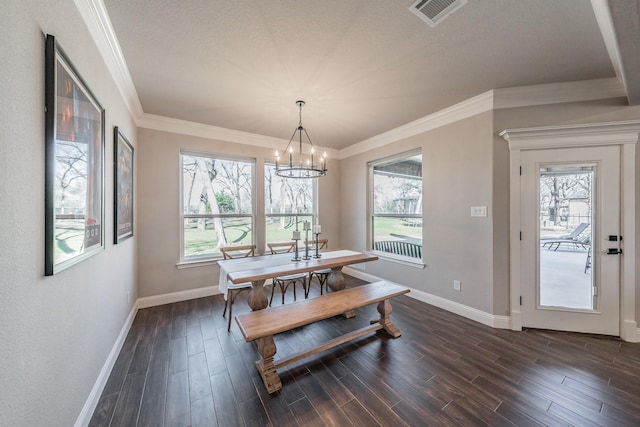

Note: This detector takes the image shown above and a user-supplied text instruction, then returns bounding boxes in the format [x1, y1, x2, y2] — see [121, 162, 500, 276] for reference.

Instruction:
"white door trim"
[500, 121, 640, 342]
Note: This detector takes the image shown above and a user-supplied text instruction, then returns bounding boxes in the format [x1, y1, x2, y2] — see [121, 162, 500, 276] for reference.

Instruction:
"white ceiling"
[100, 0, 639, 150]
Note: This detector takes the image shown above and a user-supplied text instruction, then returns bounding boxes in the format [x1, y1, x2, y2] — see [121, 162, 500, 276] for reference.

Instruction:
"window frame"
[368, 148, 424, 267]
[264, 162, 317, 245]
[178, 149, 256, 264]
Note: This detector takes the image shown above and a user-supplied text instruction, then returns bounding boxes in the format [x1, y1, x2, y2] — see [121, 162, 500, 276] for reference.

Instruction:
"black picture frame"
[45, 35, 105, 276]
[114, 127, 134, 243]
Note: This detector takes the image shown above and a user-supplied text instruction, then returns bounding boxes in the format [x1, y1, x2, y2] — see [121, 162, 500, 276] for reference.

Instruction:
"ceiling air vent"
[409, 0, 468, 27]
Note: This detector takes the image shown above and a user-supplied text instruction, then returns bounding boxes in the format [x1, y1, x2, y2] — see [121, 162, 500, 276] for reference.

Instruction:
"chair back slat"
[221, 244, 256, 259]
[267, 241, 297, 254]
[307, 238, 328, 250]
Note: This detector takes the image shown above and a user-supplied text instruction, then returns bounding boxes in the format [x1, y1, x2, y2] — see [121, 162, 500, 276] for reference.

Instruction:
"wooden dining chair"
[220, 244, 256, 331]
[266, 241, 308, 306]
[306, 239, 330, 297]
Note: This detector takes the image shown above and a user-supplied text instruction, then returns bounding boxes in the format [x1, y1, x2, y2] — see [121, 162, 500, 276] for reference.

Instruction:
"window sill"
[372, 251, 426, 269]
[175, 258, 220, 269]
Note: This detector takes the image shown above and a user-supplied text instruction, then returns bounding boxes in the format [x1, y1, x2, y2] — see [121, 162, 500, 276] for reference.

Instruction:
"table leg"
[326, 267, 355, 318]
[326, 267, 345, 291]
[247, 279, 268, 311]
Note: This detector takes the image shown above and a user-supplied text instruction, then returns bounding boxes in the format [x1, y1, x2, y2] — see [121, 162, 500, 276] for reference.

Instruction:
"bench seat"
[235, 280, 409, 393]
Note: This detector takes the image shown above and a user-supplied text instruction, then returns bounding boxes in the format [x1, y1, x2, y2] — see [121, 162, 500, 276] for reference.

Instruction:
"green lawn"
[373, 217, 422, 242]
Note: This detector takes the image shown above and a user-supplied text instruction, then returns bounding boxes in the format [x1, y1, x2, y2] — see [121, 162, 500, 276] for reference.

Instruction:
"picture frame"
[45, 35, 105, 276]
[114, 127, 134, 243]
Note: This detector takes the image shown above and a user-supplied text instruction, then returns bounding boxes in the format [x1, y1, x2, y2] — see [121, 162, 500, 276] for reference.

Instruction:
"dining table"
[217, 249, 378, 313]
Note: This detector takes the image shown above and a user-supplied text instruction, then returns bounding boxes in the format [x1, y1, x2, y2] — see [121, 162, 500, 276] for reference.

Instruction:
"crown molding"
[591, 0, 624, 88]
[337, 78, 625, 159]
[73, 0, 143, 120]
[493, 78, 625, 109]
[336, 90, 495, 160]
[138, 113, 341, 158]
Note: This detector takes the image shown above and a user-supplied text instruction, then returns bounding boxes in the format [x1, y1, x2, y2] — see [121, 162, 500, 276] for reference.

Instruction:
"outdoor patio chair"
[542, 234, 590, 251]
[541, 222, 589, 242]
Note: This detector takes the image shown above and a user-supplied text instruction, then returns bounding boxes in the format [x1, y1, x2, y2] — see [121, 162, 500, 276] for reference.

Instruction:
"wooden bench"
[235, 280, 410, 393]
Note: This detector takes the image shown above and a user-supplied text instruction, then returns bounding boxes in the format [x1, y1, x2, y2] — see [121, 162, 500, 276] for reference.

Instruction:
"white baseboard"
[343, 267, 510, 329]
[74, 303, 138, 427]
[137, 285, 221, 309]
[621, 320, 638, 342]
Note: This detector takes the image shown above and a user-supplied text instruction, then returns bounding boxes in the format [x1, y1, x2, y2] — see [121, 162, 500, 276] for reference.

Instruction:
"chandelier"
[275, 100, 327, 178]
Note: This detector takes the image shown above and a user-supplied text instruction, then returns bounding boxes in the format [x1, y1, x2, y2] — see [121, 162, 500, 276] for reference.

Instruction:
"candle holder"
[313, 232, 322, 258]
[291, 237, 301, 261]
[303, 229, 311, 260]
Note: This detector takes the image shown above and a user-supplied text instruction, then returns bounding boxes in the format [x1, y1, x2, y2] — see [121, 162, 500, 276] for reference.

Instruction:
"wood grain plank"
[165, 370, 190, 427]
[188, 352, 212, 401]
[190, 396, 217, 427]
[210, 371, 244, 426]
[87, 392, 118, 427]
[289, 397, 324, 427]
[109, 372, 145, 427]
[169, 337, 188, 374]
[137, 392, 165, 427]
[239, 395, 272, 427]
[339, 374, 408, 426]
[340, 398, 382, 427]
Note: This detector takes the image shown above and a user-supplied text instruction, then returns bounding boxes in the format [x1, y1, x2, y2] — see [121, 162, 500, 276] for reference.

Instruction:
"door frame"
[500, 121, 639, 342]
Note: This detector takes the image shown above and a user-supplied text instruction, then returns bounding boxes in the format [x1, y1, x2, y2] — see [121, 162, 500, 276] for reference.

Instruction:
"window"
[181, 151, 254, 260]
[264, 164, 314, 243]
[370, 150, 423, 261]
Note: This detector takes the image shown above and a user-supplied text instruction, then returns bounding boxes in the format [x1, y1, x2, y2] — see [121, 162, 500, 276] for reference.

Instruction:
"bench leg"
[255, 336, 282, 394]
[373, 299, 402, 338]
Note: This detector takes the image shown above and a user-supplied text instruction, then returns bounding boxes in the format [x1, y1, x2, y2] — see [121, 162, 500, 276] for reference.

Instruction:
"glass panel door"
[520, 145, 620, 336]
[539, 165, 594, 310]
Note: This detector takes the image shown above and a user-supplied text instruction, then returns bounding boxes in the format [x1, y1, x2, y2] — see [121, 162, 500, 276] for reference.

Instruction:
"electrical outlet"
[453, 280, 461, 291]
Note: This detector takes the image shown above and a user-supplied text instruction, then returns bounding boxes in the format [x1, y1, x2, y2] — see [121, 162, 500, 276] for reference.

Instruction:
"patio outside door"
[520, 146, 620, 336]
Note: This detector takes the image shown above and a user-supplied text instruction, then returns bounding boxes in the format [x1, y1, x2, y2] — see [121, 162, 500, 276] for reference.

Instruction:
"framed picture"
[44, 35, 105, 276]
[114, 127, 134, 243]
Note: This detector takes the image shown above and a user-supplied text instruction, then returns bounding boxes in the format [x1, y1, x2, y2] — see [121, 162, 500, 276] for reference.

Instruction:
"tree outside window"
[181, 151, 254, 259]
[264, 164, 314, 243]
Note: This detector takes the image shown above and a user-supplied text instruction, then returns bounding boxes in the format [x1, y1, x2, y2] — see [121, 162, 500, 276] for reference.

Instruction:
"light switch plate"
[471, 206, 487, 217]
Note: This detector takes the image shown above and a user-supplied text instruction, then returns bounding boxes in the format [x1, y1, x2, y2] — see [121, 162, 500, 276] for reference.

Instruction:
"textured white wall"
[0, 1, 137, 425]
[136, 128, 341, 298]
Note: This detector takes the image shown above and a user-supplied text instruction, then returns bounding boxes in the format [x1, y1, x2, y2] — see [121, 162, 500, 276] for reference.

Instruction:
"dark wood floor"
[90, 276, 640, 426]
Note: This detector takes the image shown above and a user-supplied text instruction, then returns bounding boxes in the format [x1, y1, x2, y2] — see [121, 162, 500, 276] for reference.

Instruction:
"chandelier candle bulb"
[292, 230, 301, 240]
[314, 225, 321, 233]
[303, 221, 311, 231]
